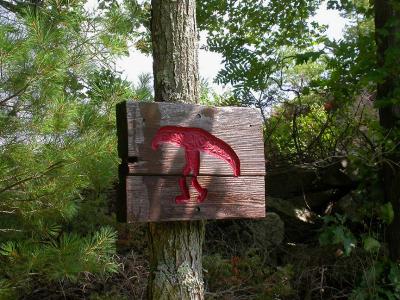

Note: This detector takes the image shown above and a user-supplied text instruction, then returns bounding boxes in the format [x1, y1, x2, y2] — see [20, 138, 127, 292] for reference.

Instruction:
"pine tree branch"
[0, 210, 16, 214]
[0, 0, 42, 14]
[0, 84, 28, 106]
[0, 161, 64, 194]
[0, 0, 21, 14]
[0, 228, 23, 232]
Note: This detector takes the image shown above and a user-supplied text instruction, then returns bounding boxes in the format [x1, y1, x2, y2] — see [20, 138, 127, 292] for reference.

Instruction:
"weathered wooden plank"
[122, 175, 265, 222]
[117, 101, 266, 222]
[116, 101, 265, 176]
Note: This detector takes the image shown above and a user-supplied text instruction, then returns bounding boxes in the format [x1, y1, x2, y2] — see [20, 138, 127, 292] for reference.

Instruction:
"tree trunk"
[151, 0, 199, 103]
[374, 0, 400, 260]
[148, 1, 205, 299]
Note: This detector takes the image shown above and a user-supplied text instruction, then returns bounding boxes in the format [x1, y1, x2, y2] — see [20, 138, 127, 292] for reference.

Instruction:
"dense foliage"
[0, 0, 147, 297]
[198, 0, 400, 299]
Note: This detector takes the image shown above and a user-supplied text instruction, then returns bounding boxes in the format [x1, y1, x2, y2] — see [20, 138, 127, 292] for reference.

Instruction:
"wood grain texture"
[123, 175, 265, 222]
[116, 101, 266, 222]
[151, 0, 199, 104]
[117, 101, 265, 176]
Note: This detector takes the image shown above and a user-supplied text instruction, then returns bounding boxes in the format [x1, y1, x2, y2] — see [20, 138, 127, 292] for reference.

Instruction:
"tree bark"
[151, 0, 199, 103]
[374, 0, 400, 260]
[148, 1, 205, 299]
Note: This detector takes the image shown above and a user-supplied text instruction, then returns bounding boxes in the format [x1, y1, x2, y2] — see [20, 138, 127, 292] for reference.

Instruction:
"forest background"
[0, 0, 399, 299]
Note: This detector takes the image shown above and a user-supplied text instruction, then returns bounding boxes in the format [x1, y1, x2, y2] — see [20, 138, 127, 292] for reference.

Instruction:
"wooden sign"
[116, 101, 266, 222]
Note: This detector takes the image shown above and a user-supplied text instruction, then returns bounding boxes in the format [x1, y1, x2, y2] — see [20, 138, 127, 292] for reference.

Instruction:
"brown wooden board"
[116, 101, 265, 176]
[124, 176, 265, 222]
[116, 101, 266, 222]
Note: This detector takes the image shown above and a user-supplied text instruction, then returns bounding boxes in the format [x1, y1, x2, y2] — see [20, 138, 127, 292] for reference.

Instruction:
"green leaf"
[379, 202, 394, 224]
[0, 241, 17, 258]
[365, 262, 385, 284]
[389, 263, 400, 293]
[363, 236, 380, 253]
[295, 51, 324, 65]
[302, 86, 310, 95]
[319, 227, 335, 245]
[0, 279, 15, 299]
[341, 228, 356, 256]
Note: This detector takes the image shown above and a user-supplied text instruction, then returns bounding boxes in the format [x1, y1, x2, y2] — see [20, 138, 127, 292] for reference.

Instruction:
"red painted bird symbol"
[151, 126, 241, 203]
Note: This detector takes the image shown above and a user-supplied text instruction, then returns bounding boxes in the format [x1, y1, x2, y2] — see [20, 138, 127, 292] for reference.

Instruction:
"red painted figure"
[151, 126, 241, 203]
